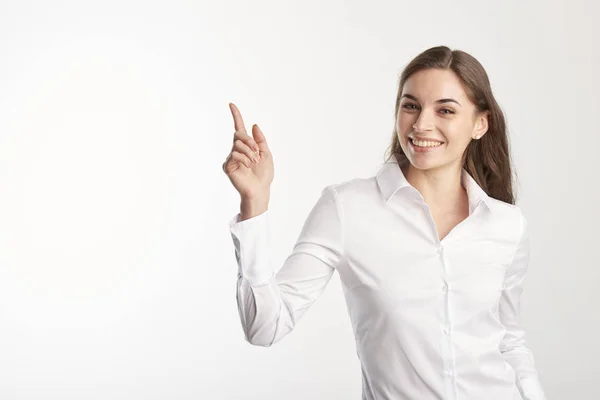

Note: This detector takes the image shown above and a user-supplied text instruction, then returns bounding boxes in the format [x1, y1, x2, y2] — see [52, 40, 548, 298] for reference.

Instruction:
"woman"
[222, 46, 547, 400]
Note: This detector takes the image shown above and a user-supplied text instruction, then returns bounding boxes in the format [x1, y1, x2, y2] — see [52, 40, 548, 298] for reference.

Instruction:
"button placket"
[438, 241, 455, 398]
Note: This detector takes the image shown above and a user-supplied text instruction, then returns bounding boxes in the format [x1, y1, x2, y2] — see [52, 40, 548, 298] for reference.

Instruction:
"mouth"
[408, 137, 445, 152]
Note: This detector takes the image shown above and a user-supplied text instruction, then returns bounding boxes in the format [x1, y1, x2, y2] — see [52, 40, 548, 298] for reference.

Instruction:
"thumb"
[252, 124, 269, 152]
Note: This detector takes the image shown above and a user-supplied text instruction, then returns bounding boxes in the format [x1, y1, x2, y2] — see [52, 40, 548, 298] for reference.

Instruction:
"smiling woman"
[386, 47, 513, 205]
[224, 45, 547, 400]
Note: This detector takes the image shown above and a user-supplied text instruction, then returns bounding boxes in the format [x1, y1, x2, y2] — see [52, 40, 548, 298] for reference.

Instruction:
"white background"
[0, 0, 598, 399]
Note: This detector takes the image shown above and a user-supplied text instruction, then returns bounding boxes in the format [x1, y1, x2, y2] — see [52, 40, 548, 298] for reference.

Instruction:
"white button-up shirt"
[228, 156, 547, 400]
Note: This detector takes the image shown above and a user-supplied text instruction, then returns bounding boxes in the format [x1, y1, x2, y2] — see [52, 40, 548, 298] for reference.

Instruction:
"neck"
[401, 161, 466, 210]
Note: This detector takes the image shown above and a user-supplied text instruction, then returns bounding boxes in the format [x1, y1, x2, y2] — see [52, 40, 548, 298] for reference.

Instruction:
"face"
[396, 68, 488, 172]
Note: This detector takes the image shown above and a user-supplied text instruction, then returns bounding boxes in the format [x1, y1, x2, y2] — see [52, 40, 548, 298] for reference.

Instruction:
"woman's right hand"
[223, 103, 274, 212]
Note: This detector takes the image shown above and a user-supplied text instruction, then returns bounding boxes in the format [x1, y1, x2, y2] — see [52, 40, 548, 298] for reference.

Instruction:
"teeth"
[412, 139, 443, 147]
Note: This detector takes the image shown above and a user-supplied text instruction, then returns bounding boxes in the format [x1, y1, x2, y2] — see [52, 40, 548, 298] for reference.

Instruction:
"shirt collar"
[376, 153, 492, 213]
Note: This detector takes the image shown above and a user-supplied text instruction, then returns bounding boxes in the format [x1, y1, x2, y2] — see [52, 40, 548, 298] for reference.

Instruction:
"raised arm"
[229, 185, 343, 346]
[222, 103, 344, 346]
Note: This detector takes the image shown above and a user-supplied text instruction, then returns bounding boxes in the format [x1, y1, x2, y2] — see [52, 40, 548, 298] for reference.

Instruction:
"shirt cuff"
[519, 376, 547, 400]
[228, 209, 274, 286]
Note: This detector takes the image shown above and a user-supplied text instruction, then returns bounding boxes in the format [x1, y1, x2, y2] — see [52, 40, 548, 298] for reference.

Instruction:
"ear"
[473, 111, 489, 140]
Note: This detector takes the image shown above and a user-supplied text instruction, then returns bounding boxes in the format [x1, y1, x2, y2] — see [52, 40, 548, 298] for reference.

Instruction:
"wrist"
[240, 194, 270, 221]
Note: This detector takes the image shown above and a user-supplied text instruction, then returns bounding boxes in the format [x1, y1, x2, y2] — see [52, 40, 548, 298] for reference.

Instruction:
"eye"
[402, 103, 419, 110]
[439, 108, 455, 115]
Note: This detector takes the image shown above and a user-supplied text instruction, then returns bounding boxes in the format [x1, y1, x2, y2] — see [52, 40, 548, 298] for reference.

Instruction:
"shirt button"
[443, 326, 450, 336]
[437, 245, 443, 254]
[442, 282, 448, 293]
[444, 369, 453, 377]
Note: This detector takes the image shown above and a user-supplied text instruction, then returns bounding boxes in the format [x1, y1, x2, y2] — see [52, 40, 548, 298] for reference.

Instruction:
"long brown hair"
[384, 46, 516, 204]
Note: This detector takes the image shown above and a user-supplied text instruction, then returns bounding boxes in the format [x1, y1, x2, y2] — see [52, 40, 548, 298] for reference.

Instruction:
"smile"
[409, 138, 444, 152]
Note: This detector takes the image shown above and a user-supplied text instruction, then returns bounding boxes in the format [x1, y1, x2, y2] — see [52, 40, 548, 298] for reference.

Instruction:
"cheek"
[439, 121, 472, 144]
[396, 113, 414, 134]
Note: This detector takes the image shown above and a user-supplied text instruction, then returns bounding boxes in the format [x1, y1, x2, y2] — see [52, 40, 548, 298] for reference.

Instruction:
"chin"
[407, 158, 438, 171]
[402, 151, 451, 172]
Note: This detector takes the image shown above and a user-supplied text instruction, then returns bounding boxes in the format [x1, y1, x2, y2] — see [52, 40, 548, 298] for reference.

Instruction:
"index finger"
[229, 103, 247, 134]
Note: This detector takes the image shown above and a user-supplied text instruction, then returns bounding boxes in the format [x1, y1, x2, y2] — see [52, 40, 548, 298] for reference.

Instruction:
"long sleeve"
[499, 212, 547, 400]
[228, 185, 344, 347]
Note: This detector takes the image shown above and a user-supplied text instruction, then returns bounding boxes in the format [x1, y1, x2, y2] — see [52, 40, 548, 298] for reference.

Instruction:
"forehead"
[402, 68, 469, 102]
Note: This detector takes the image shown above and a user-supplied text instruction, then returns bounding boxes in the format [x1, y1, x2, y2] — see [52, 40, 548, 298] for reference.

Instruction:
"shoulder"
[487, 196, 525, 219]
[486, 197, 527, 239]
[324, 174, 381, 203]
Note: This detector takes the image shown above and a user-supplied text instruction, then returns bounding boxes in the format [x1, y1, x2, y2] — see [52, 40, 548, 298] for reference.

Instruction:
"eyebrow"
[401, 93, 462, 107]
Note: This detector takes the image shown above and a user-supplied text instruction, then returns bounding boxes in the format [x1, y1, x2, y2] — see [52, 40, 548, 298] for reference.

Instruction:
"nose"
[412, 109, 434, 133]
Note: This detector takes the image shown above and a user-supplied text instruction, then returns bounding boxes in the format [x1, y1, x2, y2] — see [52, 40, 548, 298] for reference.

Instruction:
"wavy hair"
[384, 46, 515, 204]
